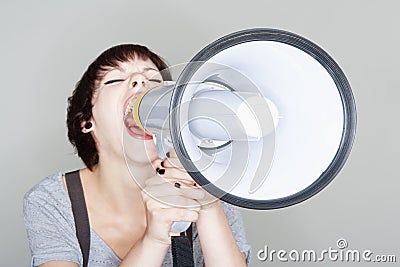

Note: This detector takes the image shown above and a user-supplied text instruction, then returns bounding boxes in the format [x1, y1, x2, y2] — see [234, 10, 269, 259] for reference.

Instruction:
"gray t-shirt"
[23, 172, 251, 266]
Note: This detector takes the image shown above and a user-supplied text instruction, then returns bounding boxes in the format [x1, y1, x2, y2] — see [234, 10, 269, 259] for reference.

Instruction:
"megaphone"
[123, 28, 356, 232]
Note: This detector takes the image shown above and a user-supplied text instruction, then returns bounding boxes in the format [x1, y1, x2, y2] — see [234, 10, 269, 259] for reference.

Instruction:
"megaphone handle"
[153, 134, 173, 160]
[171, 221, 191, 233]
[151, 135, 191, 233]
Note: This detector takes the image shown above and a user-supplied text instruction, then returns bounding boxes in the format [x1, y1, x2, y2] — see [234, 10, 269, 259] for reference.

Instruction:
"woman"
[23, 44, 251, 266]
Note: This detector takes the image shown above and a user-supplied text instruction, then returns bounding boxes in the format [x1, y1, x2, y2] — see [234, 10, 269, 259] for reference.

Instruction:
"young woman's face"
[90, 57, 163, 164]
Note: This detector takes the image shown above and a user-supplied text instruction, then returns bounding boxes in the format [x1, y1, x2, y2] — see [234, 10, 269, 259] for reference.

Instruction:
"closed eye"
[149, 78, 162, 83]
[104, 79, 125, 85]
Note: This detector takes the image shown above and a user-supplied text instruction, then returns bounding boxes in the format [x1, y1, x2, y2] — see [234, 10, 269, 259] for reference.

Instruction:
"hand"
[141, 160, 205, 245]
[157, 150, 220, 210]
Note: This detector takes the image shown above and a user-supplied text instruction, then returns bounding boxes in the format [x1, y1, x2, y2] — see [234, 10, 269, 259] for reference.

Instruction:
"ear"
[81, 121, 94, 133]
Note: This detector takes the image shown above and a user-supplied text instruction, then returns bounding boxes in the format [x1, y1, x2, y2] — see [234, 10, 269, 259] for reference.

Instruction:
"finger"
[167, 149, 178, 158]
[144, 193, 196, 211]
[158, 167, 194, 182]
[159, 195, 201, 208]
[178, 187, 205, 200]
[151, 158, 164, 170]
[149, 207, 199, 223]
[143, 182, 183, 198]
[144, 181, 205, 201]
[163, 178, 197, 189]
[145, 195, 173, 210]
[160, 169, 198, 188]
[161, 157, 184, 169]
[145, 176, 170, 186]
[146, 176, 197, 195]
[158, 177, 196, 188]
[145, 174, 199, 198]
[146, 194, 201, 210]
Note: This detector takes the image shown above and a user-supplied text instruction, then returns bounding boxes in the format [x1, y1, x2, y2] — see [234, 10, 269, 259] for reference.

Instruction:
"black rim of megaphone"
[170, 28, 357, 210]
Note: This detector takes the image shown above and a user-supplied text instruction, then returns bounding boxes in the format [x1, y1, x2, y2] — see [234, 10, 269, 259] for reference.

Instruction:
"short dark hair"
[67, 44, 171, 170]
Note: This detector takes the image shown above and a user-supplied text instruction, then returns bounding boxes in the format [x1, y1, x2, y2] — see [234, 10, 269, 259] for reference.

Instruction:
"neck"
[83, 154, 155, 209]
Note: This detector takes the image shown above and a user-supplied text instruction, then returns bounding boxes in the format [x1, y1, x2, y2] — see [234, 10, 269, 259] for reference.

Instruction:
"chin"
[126, 139, 159, 162]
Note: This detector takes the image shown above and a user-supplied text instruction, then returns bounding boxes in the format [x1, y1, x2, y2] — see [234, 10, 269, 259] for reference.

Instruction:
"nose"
[130, 73, 147, 89]
[131, 80, 145, 88]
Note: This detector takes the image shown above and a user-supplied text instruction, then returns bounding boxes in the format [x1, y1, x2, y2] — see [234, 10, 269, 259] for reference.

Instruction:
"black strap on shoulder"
[65, 170, 90, 267]
[65, 170, 194, 267]
[171, 225, 194, 267]
[187, 224, 193, 248]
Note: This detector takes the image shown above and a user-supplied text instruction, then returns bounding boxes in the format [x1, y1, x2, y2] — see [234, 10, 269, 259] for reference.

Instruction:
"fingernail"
[157, 168, 165, 175]
[174, 182, 181, 188]
[160, 161, 164, 167]
[156, 168, 160, 173]
[166, 152, 170, 158]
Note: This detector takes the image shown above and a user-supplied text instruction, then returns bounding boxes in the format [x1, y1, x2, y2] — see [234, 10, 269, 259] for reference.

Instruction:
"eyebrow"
[103, 66, 159, 76]
[142, 67, 160, 72]
[102, 67, 124, 76]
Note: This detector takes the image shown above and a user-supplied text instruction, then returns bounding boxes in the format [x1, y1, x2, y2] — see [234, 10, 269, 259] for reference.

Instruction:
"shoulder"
[23, 172, 83, 266]
[23, 171, 73, 228]
[24, 172, 66, 206]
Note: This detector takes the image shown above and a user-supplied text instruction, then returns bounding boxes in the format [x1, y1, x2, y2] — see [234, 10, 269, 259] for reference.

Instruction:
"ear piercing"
[84, 121, 93, 130]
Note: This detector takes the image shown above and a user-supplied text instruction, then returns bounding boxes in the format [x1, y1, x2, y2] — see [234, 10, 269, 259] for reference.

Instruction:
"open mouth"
[123, 95, 153, 140]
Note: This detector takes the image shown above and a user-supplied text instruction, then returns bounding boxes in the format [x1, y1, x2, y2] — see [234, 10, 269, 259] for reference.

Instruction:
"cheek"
[92, 92, 123, 129]
[90, 91, 127, 156]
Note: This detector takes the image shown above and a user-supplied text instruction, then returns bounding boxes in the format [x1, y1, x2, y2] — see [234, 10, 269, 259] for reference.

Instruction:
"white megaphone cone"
[123, 28, 356, 233]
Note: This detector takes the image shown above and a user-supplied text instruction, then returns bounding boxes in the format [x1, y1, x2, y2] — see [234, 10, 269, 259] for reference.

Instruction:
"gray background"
[1, 0, 399, 266]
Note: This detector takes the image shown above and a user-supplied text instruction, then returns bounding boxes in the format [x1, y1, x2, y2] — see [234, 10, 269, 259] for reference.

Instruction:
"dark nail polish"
[158, 168, 165, 175]
[174, 182, 181, 188]
[156, 168, 160, 173]
[160, 161, 164, 167]
[166, 152, 170, 158]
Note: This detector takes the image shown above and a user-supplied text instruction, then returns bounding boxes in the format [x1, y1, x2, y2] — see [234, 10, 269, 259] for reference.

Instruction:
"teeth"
[124, 98, 134, 117]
